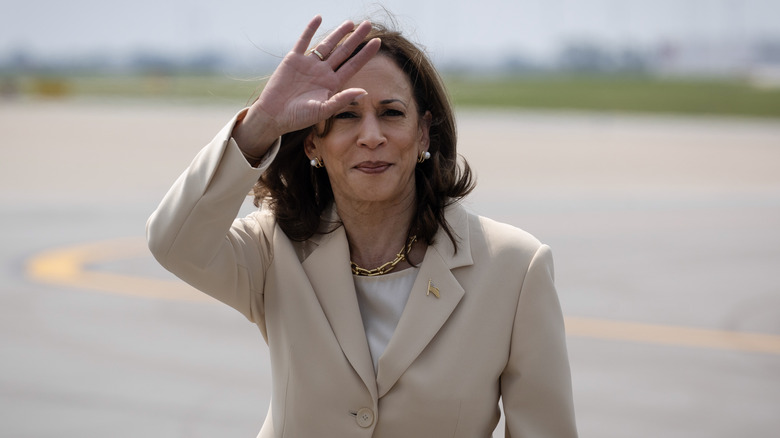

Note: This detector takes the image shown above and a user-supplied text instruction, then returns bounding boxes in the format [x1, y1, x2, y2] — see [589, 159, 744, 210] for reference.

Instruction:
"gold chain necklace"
[350, 236, 417, 276]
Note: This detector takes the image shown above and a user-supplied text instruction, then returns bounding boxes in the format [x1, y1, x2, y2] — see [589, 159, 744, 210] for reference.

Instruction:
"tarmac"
[1, 99, 779, 437]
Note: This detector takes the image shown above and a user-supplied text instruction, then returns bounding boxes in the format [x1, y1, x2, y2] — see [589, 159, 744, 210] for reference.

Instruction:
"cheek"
[314, 135, 347, 161]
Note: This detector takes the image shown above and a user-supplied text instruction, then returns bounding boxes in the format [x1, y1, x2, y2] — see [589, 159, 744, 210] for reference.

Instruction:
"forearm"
[146, 111, 279, 270]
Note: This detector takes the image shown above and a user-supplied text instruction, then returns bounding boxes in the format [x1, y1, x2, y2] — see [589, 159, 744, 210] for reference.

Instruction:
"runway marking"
[564, 317, 780, 355]
[26, 237, 213, 303]
[26, 237, 780, 356]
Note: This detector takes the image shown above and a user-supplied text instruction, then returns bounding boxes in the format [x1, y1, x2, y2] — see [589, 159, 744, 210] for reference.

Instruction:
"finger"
[334, 37, 381, 82]
[320, 88, 368, 117]
[326, 20, 373, 67]
[311, 20, 355, 61]
[292, 15, 322, 54]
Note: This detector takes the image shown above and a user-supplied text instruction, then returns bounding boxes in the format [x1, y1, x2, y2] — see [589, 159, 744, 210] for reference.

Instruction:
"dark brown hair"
[253, 22, 475, 250]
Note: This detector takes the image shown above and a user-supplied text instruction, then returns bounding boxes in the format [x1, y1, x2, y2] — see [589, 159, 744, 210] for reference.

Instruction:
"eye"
[383, 109, 405, 117]
[334, 111, 358, 119]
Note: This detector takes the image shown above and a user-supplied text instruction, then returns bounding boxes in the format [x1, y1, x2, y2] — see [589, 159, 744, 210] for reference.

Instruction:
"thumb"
[321, 88, 368, 117]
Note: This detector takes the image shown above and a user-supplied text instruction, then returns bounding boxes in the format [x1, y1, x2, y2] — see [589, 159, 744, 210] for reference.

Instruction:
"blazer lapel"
[302, 225, 378, 400]
[376, 204, 473, 397]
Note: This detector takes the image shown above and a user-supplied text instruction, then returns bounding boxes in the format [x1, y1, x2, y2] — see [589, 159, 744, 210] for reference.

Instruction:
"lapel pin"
[426, 279, 440, 298]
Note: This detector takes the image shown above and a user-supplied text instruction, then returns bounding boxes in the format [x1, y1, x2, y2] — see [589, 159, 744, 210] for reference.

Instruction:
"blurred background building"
[1, 0, 779, 80]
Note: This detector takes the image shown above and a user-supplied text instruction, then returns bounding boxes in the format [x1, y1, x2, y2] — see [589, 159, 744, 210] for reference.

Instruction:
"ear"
[419, 110, 432, 152]
[304, 130, 318, 160]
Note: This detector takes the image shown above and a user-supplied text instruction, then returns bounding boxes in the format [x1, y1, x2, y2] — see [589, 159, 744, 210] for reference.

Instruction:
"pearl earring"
[310, 157, 324, 168]
[417, 151, 431, 163]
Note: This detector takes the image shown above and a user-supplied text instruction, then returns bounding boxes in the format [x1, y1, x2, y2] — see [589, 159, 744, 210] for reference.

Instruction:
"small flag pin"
[426, 279, 440, 298]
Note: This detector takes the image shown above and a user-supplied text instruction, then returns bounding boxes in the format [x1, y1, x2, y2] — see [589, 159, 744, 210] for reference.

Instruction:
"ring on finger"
[311, 49, 326, 61]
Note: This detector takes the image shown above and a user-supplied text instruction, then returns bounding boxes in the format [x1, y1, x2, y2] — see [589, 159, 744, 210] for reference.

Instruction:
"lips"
[354, 161, 392, 174]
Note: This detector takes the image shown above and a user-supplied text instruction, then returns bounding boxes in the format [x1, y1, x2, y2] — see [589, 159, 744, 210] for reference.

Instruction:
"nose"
[357, 114, 386, 149]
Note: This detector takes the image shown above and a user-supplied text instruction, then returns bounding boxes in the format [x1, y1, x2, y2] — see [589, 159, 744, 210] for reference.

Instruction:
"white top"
[353, 267, 419, 373]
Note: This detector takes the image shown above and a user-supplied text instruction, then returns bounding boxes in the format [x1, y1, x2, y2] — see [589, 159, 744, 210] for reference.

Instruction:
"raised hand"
[233, 15, 381, 158]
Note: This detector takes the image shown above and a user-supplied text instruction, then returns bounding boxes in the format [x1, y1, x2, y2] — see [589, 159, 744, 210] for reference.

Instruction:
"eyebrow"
[348, 98, 408, 107]
[380, 99, 407, 107]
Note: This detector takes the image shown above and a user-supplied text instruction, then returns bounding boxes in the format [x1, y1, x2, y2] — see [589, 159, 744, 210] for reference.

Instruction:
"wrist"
[232, 107, 280, 160]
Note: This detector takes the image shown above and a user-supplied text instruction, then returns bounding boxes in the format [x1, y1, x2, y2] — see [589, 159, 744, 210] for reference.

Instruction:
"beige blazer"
[147, 112, 577, 437]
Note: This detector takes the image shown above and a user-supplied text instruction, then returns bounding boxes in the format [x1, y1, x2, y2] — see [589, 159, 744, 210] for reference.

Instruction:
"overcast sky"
[2, 0, 779, 65]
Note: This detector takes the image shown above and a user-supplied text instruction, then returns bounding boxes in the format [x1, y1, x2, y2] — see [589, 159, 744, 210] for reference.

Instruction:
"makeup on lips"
[355, 161, 392, 174]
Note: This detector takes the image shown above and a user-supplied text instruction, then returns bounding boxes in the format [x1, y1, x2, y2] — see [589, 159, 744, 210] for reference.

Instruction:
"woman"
[147, 15, 577, 437]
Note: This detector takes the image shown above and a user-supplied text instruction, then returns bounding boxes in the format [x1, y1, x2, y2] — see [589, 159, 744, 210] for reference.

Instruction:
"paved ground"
[1, 99, 779, 437]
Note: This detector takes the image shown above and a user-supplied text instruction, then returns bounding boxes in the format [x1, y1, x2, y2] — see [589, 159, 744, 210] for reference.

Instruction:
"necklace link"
[351, 236, 417, 276]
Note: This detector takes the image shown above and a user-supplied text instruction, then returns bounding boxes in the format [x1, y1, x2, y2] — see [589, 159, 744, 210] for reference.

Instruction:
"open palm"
[238, 16, 380, 153]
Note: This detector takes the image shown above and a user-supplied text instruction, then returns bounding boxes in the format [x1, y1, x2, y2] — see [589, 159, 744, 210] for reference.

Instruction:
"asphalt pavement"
[2, 99, 779, 437]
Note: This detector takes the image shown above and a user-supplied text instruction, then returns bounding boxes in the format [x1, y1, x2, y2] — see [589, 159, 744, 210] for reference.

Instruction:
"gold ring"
[311, 49, 325, 61]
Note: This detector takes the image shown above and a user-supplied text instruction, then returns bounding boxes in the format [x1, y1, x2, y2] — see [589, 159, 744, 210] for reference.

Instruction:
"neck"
[336, 195, 417, 270]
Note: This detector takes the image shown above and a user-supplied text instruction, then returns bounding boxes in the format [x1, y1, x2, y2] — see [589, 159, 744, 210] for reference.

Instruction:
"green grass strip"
[5, 73, 780, 118]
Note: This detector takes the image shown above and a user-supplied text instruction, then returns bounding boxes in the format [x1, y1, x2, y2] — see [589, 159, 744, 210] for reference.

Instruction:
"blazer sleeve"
[501, 244, 578, 437]
[146, 109, 281, 325]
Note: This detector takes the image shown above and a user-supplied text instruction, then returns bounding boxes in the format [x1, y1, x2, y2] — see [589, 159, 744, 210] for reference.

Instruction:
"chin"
[343, 176, 413, 204]
[348, 187, 401, 204]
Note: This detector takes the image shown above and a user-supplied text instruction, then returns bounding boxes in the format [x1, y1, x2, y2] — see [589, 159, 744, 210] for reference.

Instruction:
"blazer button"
[355, 407, 374, 428]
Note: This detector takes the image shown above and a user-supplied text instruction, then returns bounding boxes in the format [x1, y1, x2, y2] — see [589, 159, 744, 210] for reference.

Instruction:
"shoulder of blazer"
[243, 205, 344, 264]
[238, 207, 277, 239]
[233, 207, 283, 262]
[464, 208, 546, 265]
[427, 202, 542, 272]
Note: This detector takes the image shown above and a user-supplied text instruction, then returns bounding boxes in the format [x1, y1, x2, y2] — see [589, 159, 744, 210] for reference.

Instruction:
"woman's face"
[306, 54, 430, 209]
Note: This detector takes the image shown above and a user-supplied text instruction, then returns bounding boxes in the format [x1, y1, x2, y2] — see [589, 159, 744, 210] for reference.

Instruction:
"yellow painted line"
[26, 237, 780, 355]
[26, 237, 213, 303]
[564, 316, 780, 355]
